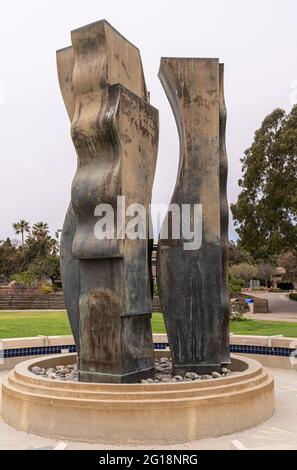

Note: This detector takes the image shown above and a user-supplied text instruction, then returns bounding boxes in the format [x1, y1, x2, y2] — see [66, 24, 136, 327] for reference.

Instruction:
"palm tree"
[54, 229, 62, 255]
[12, 220, 30, 247]
[31, 222, 49, 240]
[55, 229, 62, 241]
[49, 237, 59, 256]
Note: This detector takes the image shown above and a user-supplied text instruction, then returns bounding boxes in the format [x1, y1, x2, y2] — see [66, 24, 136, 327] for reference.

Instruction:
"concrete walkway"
[246, 292, 297, 322]
[1, 367, 297, 450]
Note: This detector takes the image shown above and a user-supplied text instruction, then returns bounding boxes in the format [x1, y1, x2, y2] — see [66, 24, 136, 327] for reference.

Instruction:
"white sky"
[0, 0, 296, 241]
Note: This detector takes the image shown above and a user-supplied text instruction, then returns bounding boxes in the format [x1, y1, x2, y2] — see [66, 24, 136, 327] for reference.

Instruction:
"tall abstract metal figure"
[157, 58, 230, 374]
[57, 20, 158, 383]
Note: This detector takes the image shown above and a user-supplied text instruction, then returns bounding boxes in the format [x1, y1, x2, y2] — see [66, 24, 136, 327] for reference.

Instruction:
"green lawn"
[0, 311, 72, 338]
[230, 319, 297, 337]
[0, 310, 297, 339]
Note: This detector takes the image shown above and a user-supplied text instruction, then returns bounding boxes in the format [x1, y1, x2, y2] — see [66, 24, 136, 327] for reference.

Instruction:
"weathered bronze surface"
[57, 20, 158, 383]
[157, 58, 230, 374]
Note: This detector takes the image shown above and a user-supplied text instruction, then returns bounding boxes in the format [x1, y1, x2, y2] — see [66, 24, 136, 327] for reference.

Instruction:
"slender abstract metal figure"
[157, 58, 230, 375]
[57, 20, 158, 383]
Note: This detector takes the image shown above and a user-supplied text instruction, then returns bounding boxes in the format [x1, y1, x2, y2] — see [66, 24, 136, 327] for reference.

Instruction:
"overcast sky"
[0, 0, 296, 242]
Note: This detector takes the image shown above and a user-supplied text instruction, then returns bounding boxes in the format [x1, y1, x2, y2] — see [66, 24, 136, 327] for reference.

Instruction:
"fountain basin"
[1, 353, 274, 444]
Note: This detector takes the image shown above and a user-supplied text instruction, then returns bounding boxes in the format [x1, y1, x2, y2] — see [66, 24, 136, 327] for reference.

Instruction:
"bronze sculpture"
[57, 21, 229, 383]
[57, 20, 158, 383]
[157, 58, 230, 374]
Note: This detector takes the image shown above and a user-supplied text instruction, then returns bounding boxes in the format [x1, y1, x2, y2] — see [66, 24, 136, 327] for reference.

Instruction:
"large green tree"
[29, 256, 60, 283]
[0, 238, 25, 281]
[228, 241, 253, 266]
[277, 251, 297, 282]
[231, 105, 297, 259]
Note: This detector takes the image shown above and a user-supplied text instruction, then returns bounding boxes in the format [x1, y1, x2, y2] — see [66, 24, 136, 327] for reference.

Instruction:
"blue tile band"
[2, 343, 295, 359]
[4, 345, 76, 359]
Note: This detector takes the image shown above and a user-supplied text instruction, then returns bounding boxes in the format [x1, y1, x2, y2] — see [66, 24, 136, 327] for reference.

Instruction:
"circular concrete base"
[1, 354, 275, 444]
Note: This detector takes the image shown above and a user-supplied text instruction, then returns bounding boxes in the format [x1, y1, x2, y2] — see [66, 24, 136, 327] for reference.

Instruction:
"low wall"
[0, 292, 65, 310]
[0, 291, 269, 314]
[1, 333, 296, 371]
[0, 291, 161, 311]
[237, 293, 269, 313]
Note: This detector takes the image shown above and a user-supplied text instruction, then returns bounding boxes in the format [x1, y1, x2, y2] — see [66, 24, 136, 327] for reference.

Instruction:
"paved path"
[1, 367, 297, 450]
[246, 292, 297, 322]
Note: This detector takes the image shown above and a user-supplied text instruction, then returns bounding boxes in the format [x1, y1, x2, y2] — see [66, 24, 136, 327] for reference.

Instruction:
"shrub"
[10, 270, 36, 288]
[230, 298, 249, 321]
[229, 277, 245, 295]
[289, 293, 297, 301]
[40, 284, 55, 295]
[229, 263, 258, 284]
[230, 311, 246, 321]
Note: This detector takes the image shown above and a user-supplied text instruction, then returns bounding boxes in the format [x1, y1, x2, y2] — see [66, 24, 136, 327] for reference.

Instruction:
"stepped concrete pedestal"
[1, 354, 274, 444]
